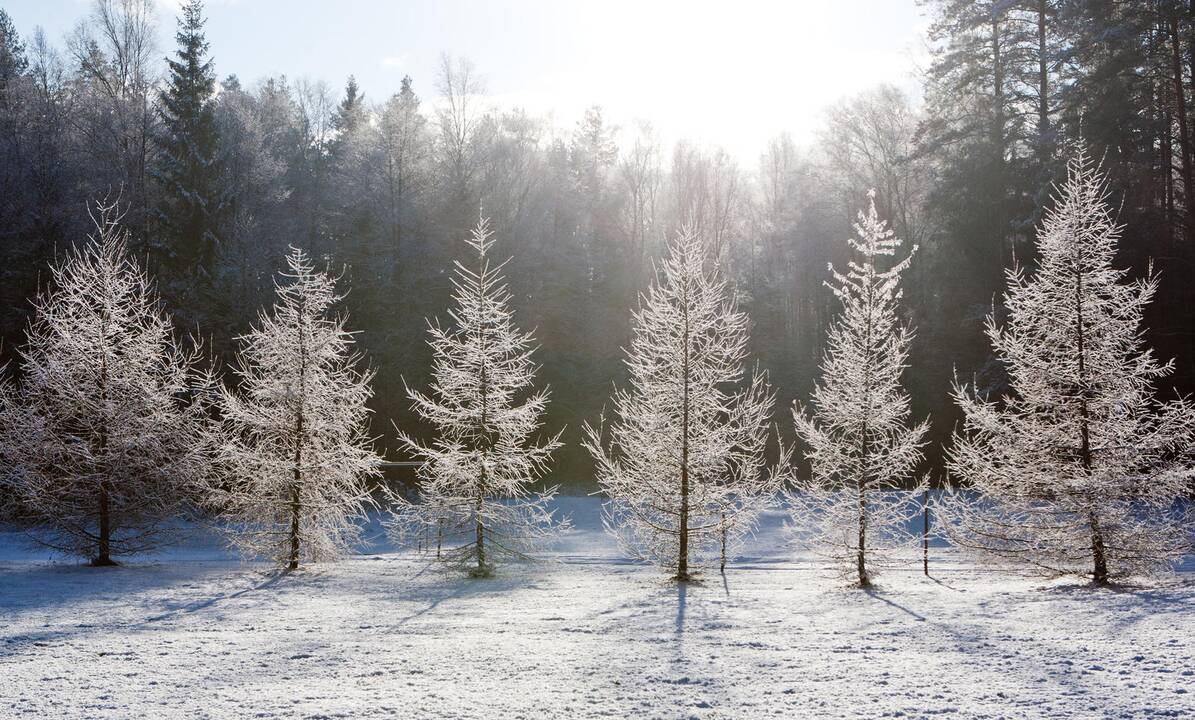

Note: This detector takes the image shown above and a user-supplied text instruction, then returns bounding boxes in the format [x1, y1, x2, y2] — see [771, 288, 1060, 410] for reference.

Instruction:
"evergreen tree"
[156, 0, 221, 313]
[584, 227, 784, 581]
[0, 8, 28, 93]
[390, 216, 565, 577]
[332, 75, 367, 140]
[0, 204, 214, 565]
[215, 247, 381, 570]
[943, 150, 1195, 584]
[789, 191, 928, 587]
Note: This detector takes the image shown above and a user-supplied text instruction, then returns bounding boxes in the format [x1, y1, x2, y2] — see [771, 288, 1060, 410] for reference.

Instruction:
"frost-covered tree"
[584, 227, 784, 581]
[789, 191, 928, 587]
[0, 204, 213, 565]
[943, 150, 1195, 584]
[390, 216, 564, 577]
[215, 246, 380, 570]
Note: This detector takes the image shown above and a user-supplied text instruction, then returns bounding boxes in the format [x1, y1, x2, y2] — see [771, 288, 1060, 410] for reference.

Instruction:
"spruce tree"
[156, 0, 221, 309]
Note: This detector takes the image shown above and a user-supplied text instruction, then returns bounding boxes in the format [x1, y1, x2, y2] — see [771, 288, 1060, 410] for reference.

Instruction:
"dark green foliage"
[156, 0, 222, 324]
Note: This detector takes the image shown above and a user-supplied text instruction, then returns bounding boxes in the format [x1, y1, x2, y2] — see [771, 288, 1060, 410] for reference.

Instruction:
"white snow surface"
[2, 496, 1193, 719]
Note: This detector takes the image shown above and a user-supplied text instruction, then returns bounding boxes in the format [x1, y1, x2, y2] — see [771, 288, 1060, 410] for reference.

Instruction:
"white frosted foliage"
[0, 204, 214, 564]
[942, 150, 1195, 583]
[390, 216, 565, 577]
[214, 246, 381, 569]
[789, 191, 928, 587]
[584, 227, 785, 580]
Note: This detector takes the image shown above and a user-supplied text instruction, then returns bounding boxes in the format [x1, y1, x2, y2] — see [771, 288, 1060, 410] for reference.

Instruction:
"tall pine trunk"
[1169, 9, 1195, 241]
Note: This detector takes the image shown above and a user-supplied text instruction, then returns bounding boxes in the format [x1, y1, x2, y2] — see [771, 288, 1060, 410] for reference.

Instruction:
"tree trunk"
[94, 484, 114, 566]
[857, 477, 868, 587]
[1036, 0, 1050, 163]
[1169, 9, 1195, 241]
[719, 510, 727, 575]
[677, 280, 691, 582]
[94, 313, 115, 567]
[922, 489, 930, 576]
[1075, 253, 1108, 585]
[678, 282, 697, 585]
[475, 251, 491, 577]
[288, 410, 304, 571]
[1090, 511, 1109, 585]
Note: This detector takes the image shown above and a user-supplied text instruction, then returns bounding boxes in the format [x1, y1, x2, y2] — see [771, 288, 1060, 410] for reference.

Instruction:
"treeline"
[1, 0, 1194, 485]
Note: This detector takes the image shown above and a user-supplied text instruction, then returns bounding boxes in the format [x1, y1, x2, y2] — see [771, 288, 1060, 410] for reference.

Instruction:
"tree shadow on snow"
[862, 586, 927, 622]
[139, 570, 287, 624]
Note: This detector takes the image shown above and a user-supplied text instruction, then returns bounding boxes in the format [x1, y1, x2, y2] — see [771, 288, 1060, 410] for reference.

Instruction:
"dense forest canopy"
[1, 0, 1193, 489]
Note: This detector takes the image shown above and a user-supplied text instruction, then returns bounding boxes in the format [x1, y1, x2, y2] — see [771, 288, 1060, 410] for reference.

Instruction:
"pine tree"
[390, 215, 565, 577]
[331, 75, 367, 141]
[215, 247, 381, 570]
[789, 191, 928, 587]
[584, 227, 785, 581]
[0, 8, 28, 92]
[156, 0, 221, 305]
[943, 149, 1195, 584]
[0, 203, 214, 565]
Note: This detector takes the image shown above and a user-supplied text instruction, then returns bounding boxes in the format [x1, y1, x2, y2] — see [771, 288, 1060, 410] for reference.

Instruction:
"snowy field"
[2, 496, 1193, 719]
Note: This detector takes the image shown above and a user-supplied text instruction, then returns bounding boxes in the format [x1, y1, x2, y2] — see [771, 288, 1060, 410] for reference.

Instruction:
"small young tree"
[0, 204, 213, 565]
[584, 227, 784, 581]
[943, 149, 1195, 584]
[389, 216, 564, 577]
[789, 191, 928, 587]
[215, 246, 380, 570]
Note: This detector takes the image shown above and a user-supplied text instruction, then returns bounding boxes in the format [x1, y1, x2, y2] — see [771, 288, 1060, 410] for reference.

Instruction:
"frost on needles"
[0, 203, 216, 565]
[789, 190, 929, 588]
[941, 149, 1195, 584]
[584, 226, 788, 581]
[389, 216, 567, 578]
[212, 246, 381, 570]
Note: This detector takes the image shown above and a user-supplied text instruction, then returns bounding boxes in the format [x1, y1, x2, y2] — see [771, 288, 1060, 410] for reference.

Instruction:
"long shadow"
[675, 582, 687, 635]
[386, 564, 552, 626]
[393, 581, 476, 627]
[928, 575, 967, 593]
[140, 571, 286, 624]
[863, 586, 927, 622]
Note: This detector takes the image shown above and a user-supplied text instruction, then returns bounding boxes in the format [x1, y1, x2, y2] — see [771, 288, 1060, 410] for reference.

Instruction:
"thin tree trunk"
[922, 489, 930, 576]
[94, 308, 114, 567]
[677, 278, 691, 582]
[289, 409, 303, 571]
[1036, 0, 1050, 164]
[857, 476, 867, 587]
[1169, 9, 1195, 241]
[1075, 253, 1108, 584]
[95, 484, 113, 566]
[289, 301, 308, 572]
[719, 510, 727, 575]
[475, 250, 490, 576]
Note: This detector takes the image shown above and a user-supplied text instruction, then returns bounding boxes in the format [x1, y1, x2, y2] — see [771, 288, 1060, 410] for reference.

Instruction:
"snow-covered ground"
[2, 496, 1192, 719]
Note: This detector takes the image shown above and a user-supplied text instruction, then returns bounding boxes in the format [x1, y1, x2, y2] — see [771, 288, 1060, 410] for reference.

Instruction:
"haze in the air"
[6, 0, 926, 158]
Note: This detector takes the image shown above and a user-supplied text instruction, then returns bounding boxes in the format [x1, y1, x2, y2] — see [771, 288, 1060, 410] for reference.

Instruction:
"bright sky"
[9, 0, 929, 161]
